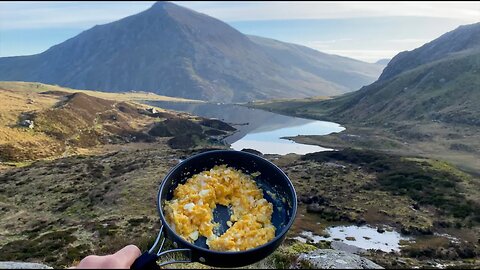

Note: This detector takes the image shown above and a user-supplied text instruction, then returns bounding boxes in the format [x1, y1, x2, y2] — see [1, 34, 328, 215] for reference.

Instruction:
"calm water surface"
[148, 102, 344, 155]
[294, 226, 412, 252]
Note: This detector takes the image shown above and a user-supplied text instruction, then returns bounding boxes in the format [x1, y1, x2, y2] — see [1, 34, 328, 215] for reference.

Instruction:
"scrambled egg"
[164, 165, 275, 251]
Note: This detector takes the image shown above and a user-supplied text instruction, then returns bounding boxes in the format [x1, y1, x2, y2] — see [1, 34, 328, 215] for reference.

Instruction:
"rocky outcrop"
[0, 262, 52, 269]
[294, 249, 383, 269]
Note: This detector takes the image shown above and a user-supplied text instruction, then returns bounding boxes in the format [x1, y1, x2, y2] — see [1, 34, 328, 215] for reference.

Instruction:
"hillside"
[379, 22, 480, 81]
[248, 23, 480, 174]
[0, 2, 383, 102]
[318, 49, 480, 126]
[251, 22, 480, 126]
[0, 82, 234, 163]
[1, 146, 479, 268]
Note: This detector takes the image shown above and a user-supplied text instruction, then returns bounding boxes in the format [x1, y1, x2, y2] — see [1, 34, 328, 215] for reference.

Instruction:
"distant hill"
[0, 1, 383, 102]
[255, 23, 480, 126]
[0, 81, 234, 162]
[375, 58, 391, 65]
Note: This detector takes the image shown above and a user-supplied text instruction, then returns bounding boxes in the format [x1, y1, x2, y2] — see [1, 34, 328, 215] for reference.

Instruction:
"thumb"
[111, 245, 142, 268]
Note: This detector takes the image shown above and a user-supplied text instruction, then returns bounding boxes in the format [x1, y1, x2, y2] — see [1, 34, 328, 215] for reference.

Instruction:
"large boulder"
[0, 262, 52, 269]
[294, 249, 383, 269]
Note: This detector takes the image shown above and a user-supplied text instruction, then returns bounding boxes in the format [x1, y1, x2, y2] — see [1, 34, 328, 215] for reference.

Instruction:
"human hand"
[71, 245, 141, 269]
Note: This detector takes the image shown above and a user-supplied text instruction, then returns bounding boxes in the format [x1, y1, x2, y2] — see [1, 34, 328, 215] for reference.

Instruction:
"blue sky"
[0, 1, 479, 62]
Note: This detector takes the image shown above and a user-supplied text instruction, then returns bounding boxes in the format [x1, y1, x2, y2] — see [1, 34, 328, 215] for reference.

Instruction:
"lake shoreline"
[145, 101, 345, 155]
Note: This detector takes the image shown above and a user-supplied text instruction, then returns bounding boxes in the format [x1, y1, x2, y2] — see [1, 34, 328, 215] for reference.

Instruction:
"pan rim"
[156, 149, 298, 257]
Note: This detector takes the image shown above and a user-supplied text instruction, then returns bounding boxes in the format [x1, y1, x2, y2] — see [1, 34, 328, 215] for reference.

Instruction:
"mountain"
[0, 1, 383, 102]
[379, 23, 480, 82]
[257, 23, 480, 126]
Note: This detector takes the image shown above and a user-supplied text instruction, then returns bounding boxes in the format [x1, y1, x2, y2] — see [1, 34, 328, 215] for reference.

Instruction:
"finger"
[111, 245, 142, 268]
[76, 255, 106, 269]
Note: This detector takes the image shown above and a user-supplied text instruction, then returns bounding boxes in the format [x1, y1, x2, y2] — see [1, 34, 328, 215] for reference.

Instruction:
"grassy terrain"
[1, 147, 478, 268]
[249, 96, 480, 175]
[1, 81, 478, 268]
[274, 150, 480, 268]
[0, 81, 229, 163]
[246, 48, 480, 174]
[284, 122, 480, 176]
[0, 81, 202, 103]
[250, 48, 480, 127]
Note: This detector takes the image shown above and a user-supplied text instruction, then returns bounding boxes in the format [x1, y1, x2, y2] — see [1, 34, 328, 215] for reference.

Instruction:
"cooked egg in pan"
[164, 165, 275, 251]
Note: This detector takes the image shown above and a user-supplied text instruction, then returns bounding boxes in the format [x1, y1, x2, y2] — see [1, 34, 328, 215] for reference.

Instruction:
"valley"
[1, 81, 478, 268]
[248, 23, 480, 175]
[0, 2, 479, 269]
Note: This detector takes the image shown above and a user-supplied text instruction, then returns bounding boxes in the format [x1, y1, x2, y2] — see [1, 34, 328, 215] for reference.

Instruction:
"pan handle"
[130, 225, 192, 270]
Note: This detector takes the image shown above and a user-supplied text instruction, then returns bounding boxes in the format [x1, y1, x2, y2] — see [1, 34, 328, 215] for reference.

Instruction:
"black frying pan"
[131, 150, 297, 269]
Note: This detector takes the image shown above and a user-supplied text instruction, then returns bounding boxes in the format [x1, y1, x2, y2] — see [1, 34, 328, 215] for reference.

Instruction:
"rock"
[299, 195, 313, 204]
[306, 203, 323, 213]
[146, 107, 157, 114]
[19, 120, 34, 129]
[294, 249, 383, 269]
[0, 262, 52, 269]
[331, 242, 366, 255]
[324, 162, 347, 169]
[355, 218, 367, 226]
[377, 228, 385, 234]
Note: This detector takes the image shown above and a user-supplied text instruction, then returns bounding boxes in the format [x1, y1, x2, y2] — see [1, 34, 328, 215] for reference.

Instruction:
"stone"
[294, 249, 383, 269]
[331, 241, 366, 255]
[0, 262, 52, 269]
[306, 203, 323, 213]
[146, 107, 157, 114]
[19, 120, 34, 129]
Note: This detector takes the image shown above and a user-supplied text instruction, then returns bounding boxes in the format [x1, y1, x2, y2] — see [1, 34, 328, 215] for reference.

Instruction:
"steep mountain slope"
[324, 49, 480, 125]
[248, 35, 384, 92]
[379, 22, 480, 81]
[254, 23, 480, 126]
[0, 2, 383, 102]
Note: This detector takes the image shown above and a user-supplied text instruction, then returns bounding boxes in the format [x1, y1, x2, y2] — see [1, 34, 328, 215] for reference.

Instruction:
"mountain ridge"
[252, 22, 480, 126]
[0, 1, 383, 102]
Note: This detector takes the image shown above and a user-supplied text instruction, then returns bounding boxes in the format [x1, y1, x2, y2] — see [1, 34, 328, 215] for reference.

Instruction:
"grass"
[0, 81, 203, 103]
[0, 81, 228, 164]
[245, 51, 480, 176]
[303, 149, 480, 225]
[0, 146, 479, 268]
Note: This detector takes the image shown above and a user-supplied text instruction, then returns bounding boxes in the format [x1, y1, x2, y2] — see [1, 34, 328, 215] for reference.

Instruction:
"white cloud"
[176, 1, 480, 22]
[387, 38, 431, 44]
[0, 1, 478, 30]
[316, 49, 401, 63]
[310, 38, 354, 44]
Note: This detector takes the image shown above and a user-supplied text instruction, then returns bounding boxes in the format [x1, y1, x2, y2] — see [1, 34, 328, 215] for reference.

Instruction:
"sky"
[0, 1, 479, 62]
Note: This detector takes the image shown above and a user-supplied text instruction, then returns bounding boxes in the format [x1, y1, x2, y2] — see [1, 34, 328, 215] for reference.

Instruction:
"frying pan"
[131, 150, 297, 269]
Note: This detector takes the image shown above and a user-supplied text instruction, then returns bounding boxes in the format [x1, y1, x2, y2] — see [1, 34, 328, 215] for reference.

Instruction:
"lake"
[147, 101, 345, 155]
[293, 226, 412, 253]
